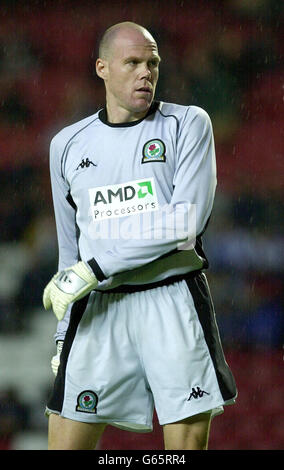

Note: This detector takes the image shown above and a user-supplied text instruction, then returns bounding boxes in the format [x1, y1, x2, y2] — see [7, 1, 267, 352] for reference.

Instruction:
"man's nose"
[140, 64, 152, 80]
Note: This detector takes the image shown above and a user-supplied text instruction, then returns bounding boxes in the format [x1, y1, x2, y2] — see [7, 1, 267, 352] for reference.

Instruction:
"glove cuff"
[72, 261, 97, 283]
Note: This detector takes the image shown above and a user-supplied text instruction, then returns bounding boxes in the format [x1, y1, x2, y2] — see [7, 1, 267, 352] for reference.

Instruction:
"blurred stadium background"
[0, 0, 283, 450]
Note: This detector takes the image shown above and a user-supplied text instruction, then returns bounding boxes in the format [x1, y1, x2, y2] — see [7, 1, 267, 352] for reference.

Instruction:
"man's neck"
[105, 103, 150, 124]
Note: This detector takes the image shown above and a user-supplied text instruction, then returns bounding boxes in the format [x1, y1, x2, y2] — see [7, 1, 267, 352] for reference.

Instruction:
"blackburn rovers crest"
[76, 390, 98, 414]
[142, 139, 166, 163]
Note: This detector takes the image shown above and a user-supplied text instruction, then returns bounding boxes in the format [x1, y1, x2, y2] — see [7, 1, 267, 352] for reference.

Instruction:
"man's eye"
[150, 61, 159, 67]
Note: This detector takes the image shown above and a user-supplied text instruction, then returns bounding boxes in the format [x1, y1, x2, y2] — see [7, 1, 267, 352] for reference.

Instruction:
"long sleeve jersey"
[49, 101, 217, 341]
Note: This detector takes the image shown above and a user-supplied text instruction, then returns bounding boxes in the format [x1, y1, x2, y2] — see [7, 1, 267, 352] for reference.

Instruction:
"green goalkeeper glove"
[43, 261, 98, 320]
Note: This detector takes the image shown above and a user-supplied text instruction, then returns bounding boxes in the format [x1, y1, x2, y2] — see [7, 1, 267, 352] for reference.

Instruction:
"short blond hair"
[98, 21, 155, 59]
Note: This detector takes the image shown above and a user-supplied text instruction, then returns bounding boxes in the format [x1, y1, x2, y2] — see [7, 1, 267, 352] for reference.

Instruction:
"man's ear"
[96, 58, 108, 80]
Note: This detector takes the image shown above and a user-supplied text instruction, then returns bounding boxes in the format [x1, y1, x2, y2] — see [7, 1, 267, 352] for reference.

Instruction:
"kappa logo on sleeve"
[88, 177, 158, 221]
[76, 158, 97, 170]
[142, 139, 166, 163]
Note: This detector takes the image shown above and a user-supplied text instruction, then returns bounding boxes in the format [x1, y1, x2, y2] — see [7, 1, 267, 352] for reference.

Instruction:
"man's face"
[98, 31, 161, 120]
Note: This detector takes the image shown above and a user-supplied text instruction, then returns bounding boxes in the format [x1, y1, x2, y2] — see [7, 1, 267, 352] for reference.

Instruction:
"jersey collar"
[98, 101, 160, 127]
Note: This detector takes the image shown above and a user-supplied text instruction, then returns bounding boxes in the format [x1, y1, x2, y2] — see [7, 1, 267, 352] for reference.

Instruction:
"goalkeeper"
[43, 21, 237, 450]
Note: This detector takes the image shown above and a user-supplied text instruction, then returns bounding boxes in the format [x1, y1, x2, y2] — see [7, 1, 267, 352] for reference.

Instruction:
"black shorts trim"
[185, 273, 237, 402]
[47, 295, 90, 413]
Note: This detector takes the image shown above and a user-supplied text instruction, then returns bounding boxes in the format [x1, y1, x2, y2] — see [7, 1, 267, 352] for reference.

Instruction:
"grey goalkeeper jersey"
[49, 101, 217, 341]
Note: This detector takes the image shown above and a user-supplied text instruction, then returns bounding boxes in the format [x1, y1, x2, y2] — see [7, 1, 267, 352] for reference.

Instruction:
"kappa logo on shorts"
[142, 139, 166, 164]
[76, 390, 98, 414]
[187, 386, 210, 401]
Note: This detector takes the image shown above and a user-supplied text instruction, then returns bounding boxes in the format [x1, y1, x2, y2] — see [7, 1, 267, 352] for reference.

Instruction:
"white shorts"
[46, 272, 237, 432]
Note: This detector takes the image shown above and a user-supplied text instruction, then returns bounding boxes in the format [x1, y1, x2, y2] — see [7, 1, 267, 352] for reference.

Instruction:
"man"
[43, 21, 237, 450]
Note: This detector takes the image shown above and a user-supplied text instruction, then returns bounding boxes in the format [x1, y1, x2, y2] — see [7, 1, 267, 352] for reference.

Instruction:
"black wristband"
[87, 258, 107, 282]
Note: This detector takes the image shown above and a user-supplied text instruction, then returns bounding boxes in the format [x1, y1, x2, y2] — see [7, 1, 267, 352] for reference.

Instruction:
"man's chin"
[132, 98, 153, 115]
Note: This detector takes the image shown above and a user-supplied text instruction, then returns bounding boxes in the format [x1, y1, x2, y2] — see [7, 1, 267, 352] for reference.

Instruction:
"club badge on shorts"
[142, 139, 166, 163]
[76, 390, 98, 414]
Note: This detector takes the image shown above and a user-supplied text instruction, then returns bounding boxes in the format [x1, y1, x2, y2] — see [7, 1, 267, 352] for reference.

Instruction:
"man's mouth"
[136, 86, 152, 94]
